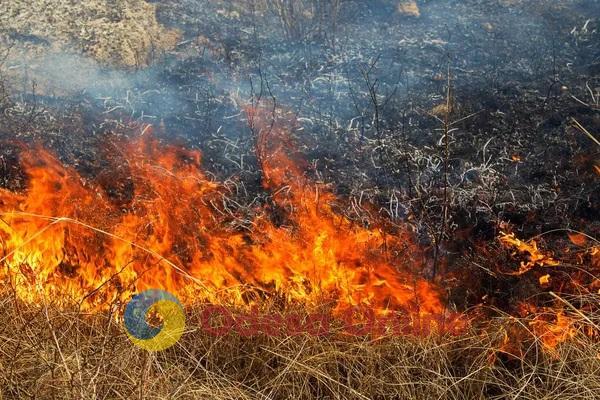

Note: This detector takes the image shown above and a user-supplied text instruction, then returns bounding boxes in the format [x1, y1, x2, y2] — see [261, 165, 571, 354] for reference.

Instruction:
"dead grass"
[0, 292, 598, 400]
[397, 1, 421, 17]
[0, 0, 180, 68]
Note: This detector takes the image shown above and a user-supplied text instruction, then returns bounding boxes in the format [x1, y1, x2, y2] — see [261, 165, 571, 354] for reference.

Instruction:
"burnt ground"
[0, 0, 599, 313]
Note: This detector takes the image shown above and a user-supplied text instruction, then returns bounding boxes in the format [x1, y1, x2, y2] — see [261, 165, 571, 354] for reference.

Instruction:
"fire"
[497, 229, 600, 350]
[0, 106, 443, 317]
[538, 274, 550, 286]
[567, 232, 588, 247]
[529, 310, 578, 351]
[499, 232, 560, 275]
[495, 307, 579, 357]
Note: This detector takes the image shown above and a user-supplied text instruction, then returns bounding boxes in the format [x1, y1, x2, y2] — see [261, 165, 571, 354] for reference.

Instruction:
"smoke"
[3, 49, 188, 122]
[26, 52, 132, 95]
[2, 0, 598, 140]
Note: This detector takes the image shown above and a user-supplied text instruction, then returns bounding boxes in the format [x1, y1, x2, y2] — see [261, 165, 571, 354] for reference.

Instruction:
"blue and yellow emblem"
[124, 289, 185, 351]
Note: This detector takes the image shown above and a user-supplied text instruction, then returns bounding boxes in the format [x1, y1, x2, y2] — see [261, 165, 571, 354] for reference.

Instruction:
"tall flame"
[0, 106, 443, 316]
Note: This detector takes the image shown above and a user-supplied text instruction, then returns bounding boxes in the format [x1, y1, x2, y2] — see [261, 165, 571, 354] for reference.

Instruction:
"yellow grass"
[0, 291, 598, 400]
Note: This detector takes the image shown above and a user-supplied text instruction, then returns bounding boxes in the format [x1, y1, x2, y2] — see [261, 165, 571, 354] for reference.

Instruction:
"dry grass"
[0, 0, 180, 68]
[397, 1, 421, 17]
[0, 292, 599, 400]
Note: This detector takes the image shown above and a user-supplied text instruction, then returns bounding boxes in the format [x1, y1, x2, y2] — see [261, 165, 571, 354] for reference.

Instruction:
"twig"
[571, 118, 600, 146]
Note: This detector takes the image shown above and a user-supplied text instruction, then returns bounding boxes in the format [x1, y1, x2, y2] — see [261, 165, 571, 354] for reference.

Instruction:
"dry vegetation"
[0, 0, 599, 399]
[397, 1, 420, 17]
[0, 0, 180, 67]
[0, 292, 598, 400]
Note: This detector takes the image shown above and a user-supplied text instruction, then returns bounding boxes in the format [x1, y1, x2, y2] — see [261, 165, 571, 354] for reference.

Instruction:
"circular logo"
[124, 289, 185, 351]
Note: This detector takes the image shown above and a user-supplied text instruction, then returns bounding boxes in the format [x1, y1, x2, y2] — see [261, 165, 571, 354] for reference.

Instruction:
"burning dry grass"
[0, 292, 599, 400]
[0, 0, 598, 397]
[0, 109, 445, 317]
[0, 106, 600, 399]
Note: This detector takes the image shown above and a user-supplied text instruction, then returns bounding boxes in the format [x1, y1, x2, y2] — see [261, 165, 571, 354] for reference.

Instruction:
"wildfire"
[1, 105, 594, 351]
[0, 106, 443, 318]
[499, 232, 560, 275]
[498, 230, 600, 350]
[529, 310, 578, 350]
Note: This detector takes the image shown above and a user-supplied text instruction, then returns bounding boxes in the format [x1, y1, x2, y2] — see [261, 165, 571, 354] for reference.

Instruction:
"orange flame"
[529, 310, 578, 351]
[499, 232, 560, 275]
[0, 107, 443, 319]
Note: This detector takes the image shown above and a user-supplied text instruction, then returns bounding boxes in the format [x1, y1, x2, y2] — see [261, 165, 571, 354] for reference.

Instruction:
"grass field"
[0, 292, 598, 400]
